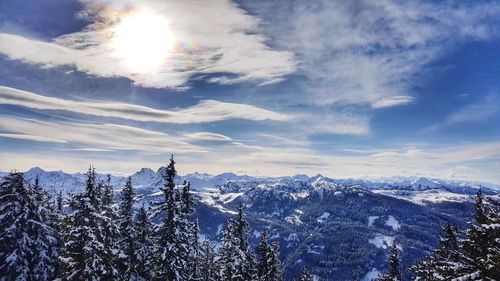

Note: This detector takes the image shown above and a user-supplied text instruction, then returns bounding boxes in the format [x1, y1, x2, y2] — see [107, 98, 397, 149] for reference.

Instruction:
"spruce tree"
[412, 224, 464, 280]
[299, 267, 313, 281]
[153, 155, 189, 280]
[56, 190, 63, 212]
[199, 240, 219, 281]
[60, 166, 118, 280]
[458, 190, 500, 280]
[219, 205, 256, 281]
[0, 172, 59, 280]
[117, 176, 136, 279]
[377, 244, 402, 281]
[134, 204, 154, 280]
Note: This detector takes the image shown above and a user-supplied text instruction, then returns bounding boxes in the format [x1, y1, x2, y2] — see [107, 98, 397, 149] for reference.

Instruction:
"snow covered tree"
[153, 155, 190, 281]
[56, 190, 63, 212]
[0, 172, 59, 280]
[377, 244, 402, 281]
[60, 166, 118, 280]
[117, 176, 136, 279]
[102, 174, 114, 208]
[256, 231, 282, 281]
[219, 205, 256, 281]
[458, 190, 500, 280]
[199, 240, 219, 281]
[299, 267, 313, 281]
[133, 204, 154, 280]
[412, 224, 464, 280]
[188, 220, 202, 281]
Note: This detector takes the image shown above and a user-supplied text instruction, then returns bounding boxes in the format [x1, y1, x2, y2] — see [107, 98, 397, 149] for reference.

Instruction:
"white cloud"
[0, 115, 206, 153]
[0, 133, 67, 143]
[0, 0, 295, 89]
[447, 94, 499, 123]
[424, 94, 499, 131]
[0, 86, 292, 123]
[184, 132, 232, 142]
[372, 96, 415, 108]
[250, 0, 500, 107]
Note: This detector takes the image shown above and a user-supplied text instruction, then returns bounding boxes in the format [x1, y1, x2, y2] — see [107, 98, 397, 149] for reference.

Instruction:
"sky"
[0, 0, 500, 183]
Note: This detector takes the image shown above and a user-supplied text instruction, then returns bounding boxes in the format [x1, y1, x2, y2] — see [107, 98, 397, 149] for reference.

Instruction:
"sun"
[110, 9, 175, 73]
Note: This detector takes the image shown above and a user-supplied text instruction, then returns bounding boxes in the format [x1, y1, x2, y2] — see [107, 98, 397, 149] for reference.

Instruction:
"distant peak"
[27, 166, 45, 173]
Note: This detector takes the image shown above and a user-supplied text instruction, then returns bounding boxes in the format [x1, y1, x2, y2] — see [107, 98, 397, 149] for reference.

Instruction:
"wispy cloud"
[0, 115, 206, 152]
[0, 0, 295, 89]
[0, 86, 292, 123]
[0, 133, 67, 143]
[372, 96, 415, 108]
[250, 0, 500, 107]
[184, 132, 232, 142]
[424, 94, 499, 131]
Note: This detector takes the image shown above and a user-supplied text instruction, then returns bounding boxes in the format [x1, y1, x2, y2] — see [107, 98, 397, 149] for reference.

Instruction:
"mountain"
[1, 167, 498, 280]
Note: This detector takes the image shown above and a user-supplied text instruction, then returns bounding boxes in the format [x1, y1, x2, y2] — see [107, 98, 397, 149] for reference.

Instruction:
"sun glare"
[111, 10, 175, 73]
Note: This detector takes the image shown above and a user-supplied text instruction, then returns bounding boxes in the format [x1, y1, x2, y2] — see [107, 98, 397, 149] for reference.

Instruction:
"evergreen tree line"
[0, 156, 285, 281]
[376, 190, 499, 281]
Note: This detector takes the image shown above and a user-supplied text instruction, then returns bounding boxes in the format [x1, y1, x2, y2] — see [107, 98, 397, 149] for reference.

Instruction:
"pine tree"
[188, 220, 202, 281]
[60, 166, 118, 280]
[299, 267, 313, 281]
[0, 172, 59, 280]
[458, 190, 500, 280]
[102, 174, 114, 208]
[412, 224, 464, 280]
[257, 232, 283, 281]
[153, 155, 189, 280]
[199, 240, 219, 281]
[56, 190, 63, 212]
[219, 205, 256, 281]
[117, 176, 136, 279]
[269, 242, 283, 281]
[134, 205, 154, 281]
[377, 244, 402, 281]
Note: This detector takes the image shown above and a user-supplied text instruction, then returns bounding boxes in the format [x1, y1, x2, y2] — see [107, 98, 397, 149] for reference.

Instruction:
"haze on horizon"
[1, 0, 500, 184]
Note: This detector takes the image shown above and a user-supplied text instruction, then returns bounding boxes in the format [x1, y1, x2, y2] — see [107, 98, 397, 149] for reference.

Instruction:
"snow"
[307, 245, 324, 255]
[285, 233, 298, 241]
[218, 192, 244, 203]
[368, 216, 379, 227]
[372, 189, 471, 205]
[216, 224, 223, 235]
[369, 234, 395, 249]
[361, 268, 382, 281]
[253, 230, 261, 238]
[291, 192, 309, 199]
[334, 191, 342, 196]
[385, 215, 400, 231]
[316, 212, 330, 223]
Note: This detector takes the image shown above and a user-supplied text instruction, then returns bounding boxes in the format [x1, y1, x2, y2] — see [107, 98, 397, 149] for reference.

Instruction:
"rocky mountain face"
[2, 167, 498, 280]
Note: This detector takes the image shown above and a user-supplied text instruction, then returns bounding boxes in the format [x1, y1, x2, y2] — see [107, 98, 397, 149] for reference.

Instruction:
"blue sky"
[0, 0, 499, 183]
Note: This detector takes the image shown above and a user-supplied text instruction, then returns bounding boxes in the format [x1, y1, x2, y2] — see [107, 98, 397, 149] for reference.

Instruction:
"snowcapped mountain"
[3, 167, 498, 202]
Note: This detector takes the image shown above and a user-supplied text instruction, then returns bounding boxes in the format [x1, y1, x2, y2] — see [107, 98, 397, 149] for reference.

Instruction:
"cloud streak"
[0, 86, 292, 123]
[0, 115, 206, 152]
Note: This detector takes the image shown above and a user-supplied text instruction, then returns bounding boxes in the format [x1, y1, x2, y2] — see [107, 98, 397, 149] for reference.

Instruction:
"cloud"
[248, 0, 500, 107]
[372, 96, 415, 108]
[0, 115, 206, 152]
[184, 132, 232, 142]
[0, 133, 67, 143]
[424, 94, 500, 131]
[0, 0, 295, 89]
[446, 94, 499, 123]
[0, 86, 292, 123]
